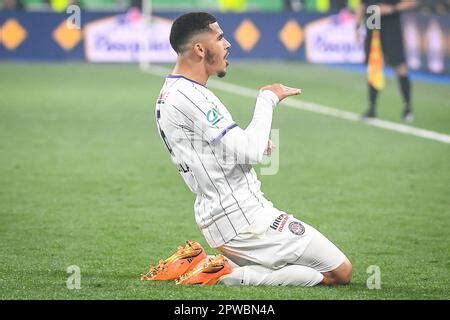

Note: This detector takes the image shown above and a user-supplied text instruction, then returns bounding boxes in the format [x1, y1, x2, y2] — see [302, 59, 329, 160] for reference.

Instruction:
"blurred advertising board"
[403, 13, 450, 74]
[305, 9, 365, 63]
[84, 9, 176, 63]
[302, 10, 450, 74]
[0, 10, 448, 74]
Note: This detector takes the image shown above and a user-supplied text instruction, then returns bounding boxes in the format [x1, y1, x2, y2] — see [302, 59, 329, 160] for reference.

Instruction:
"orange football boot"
[175, 254, 233, 285]
[140, 240, 207, 281]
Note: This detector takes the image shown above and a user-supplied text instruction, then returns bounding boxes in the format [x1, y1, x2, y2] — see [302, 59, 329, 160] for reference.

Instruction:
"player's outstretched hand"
[261, 83, 301, 102]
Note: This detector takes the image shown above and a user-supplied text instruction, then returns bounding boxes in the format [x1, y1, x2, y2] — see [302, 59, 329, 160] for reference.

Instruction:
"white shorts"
[218, 207, 347, 273]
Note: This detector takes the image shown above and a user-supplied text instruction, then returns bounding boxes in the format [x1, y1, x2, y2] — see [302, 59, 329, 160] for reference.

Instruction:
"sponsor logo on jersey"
[270, 214, 289, 232]
[157, 91, 168, 104]
[177, 163, 191, 173]
[206, 108, 224, 125]
[288, 221, 305, 236]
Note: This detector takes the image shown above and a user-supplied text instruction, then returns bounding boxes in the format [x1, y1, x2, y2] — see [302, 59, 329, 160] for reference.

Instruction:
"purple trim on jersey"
[211, 123, 238, 145]
[167, 74, 206, 87]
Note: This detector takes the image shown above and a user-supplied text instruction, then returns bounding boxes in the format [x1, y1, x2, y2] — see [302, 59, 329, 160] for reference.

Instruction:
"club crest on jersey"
[289, 221, 305, 236]
[270, 214, 289, 232]
[206, 108, 224, 125]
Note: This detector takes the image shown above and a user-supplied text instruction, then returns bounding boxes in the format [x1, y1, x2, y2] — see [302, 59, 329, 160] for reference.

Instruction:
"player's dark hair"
[169, 12, 217, 54]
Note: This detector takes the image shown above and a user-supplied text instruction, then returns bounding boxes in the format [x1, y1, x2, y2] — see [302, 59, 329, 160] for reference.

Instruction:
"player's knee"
[323, 259, 352, 286]
[338, 260, 352, 285]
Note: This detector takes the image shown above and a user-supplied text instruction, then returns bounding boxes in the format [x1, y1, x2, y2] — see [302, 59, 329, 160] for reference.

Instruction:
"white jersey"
[155, 75, 279, 247]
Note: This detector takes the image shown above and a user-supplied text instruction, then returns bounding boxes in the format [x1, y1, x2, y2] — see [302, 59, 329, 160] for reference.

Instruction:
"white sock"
[221, 265, 323, 287]
[220, 267, 245, 286]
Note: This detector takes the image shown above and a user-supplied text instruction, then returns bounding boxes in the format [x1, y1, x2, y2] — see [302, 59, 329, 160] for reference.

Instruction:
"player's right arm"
[169, 84, 300, 165]
[219, 84, 301, 164]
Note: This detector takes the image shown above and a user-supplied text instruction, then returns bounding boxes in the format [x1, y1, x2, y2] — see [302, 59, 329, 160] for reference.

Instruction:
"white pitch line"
[143, 65, 450, 145]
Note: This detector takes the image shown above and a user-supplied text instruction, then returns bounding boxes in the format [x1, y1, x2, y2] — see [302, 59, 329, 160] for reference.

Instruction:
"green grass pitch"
[0, 62, 449, 299]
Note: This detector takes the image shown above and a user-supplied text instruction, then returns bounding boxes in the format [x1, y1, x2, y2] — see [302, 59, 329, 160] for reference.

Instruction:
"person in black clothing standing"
[355, 0, 417, 122]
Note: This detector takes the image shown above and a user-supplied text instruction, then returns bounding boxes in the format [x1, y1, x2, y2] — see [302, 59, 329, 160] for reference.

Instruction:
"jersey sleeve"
[219, 90, 278, 164]
[174, 89, 237, 144]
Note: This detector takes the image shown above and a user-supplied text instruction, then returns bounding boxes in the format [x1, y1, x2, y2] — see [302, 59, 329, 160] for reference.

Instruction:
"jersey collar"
[167, 74, 207, 88]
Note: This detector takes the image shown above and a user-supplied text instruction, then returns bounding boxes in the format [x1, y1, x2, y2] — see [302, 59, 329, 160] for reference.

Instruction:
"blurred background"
[0, 0, 449, 75]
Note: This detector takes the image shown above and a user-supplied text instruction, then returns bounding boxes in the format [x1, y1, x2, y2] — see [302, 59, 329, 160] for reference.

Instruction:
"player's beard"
[206, 49, 226, 78]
